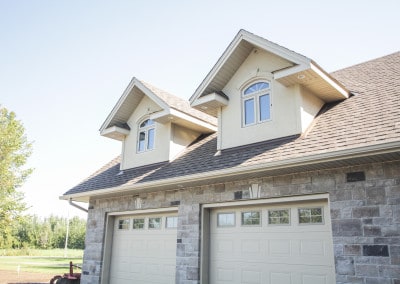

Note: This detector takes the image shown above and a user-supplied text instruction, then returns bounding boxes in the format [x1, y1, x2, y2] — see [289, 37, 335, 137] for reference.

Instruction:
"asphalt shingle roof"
[64, 52, 400, 196]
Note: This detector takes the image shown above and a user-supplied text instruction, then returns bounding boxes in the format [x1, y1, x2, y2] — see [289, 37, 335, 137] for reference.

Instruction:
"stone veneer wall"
[80, 160, 400, 284]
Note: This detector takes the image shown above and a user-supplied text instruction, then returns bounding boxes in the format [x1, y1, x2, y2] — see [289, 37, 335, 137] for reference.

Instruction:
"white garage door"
[109, 212, 178, 284]
[209, 200, 335, 284]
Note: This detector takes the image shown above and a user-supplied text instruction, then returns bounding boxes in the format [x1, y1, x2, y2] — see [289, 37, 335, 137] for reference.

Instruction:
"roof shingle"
[64, 52, 400, 196]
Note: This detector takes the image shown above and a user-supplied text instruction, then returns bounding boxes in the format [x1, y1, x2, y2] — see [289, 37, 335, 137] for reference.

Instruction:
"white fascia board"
[100, 126, 130, 140]
[240, 30, 310, 66]
[62, 140, 400, 202]
[190, 31, 245, 104]
[151, 108, 218, 132]
[310, 63, 349, 98]
[273, 64, 310, 80]
[191, 92, 229, 108]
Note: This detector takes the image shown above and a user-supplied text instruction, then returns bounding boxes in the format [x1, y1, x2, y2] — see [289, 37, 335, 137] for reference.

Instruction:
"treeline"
[1, 215, 86, 250]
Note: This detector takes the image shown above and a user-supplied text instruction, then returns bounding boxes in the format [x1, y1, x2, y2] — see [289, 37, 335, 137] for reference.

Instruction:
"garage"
[108, 211, 178, 284]
[207, 199, 335, 284]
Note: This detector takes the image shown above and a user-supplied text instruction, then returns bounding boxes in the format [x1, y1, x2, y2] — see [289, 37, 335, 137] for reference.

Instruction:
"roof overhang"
[62, 141, 400, 203]
[190, 29, 349, 116]
[190, 92, 229, 117]
[101, 126, 130, 141]
[151, 108, 217, 133]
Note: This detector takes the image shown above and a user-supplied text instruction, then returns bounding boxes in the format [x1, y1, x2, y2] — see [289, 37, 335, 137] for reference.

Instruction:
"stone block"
[390, 245, 400, 265]
[363, 226, 382, 237]
[365, 277, 392, 284]
[363, 245, 389, 256]
[352, 206, 380, 218]
[379, 265, 400, 278]
[355, 264, 379, 276]
[335, 256, 355, 275]
[344, 245, 361, 256]
[382, 225, 400, 237]
[186, 267, 199, 280]
[338, 219, 362, 236]
[366, 187, 386, 205]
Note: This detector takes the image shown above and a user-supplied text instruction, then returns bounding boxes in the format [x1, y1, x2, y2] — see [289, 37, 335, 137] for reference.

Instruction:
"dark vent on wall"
[346, 171, 365, 182]
[234, 191, 243, 200]
[170, 200, 180, 206]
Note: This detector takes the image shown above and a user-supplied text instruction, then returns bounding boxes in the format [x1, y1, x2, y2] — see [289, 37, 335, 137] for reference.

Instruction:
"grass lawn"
[0, 249, 83, 275]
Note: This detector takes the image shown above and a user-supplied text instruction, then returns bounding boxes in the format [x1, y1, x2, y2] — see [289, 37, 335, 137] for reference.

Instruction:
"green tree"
[0, 106, 33, 248]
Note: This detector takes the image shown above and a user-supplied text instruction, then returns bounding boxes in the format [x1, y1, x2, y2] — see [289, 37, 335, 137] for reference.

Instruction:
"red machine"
[50, 261, 81, 284]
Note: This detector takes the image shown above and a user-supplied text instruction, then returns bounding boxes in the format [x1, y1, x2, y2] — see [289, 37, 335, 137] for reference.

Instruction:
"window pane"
[298, 208, 323, 224]
[244, 82, 270, 95]
[166, 216, 178, 228]
[217, 213, 235, 227]
[138, 131, 146, 152]
[268, 209, 290, 225]
[244, 99, 255, 125]
[149, 217, 161, 229]
[140, 119, 154, 128]
[118, 219, 130, 230]
[132, 218, 145, 229]
[147, 128, 155, 150]
[259, 94, 270, 121]
[241, 211, 261, 225]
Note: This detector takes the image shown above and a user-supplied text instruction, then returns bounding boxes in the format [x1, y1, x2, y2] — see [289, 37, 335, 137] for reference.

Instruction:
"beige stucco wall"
[220, 49, 302, 150]
[170, 124, 200, 161]
[122, 96, 170, 169]
[299, 86, 325, 133]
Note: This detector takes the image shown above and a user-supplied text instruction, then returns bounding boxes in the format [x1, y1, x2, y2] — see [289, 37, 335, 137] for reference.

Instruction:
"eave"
[151, 108, 217, 133]
[61, 141, 400, 203]
[100, 126, 130, 141]
[274, 62, 349, 102]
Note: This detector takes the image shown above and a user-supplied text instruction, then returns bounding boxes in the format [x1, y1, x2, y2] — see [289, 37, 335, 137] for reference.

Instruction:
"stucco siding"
[122, 96, 170, 169]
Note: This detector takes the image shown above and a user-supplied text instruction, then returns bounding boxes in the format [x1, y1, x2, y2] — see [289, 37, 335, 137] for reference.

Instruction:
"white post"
[64, 209, 70, 258]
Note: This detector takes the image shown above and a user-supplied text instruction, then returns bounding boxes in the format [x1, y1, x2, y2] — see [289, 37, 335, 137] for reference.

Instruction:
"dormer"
[100, 78, 217, 169]
[190, 30, 349, 150]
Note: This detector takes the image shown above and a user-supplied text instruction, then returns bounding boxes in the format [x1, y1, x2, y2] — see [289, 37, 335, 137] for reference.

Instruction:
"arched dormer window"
[242, 81, 271, 126]
[137, 119, 155, 152]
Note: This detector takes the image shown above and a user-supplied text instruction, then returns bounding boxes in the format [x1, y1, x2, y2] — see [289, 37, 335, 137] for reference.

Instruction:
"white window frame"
[137, 118, 155, 153]
[242, 81, 272, 127]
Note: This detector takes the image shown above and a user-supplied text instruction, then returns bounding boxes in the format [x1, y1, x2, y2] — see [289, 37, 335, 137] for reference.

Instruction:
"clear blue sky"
[1, 0, 399, 218]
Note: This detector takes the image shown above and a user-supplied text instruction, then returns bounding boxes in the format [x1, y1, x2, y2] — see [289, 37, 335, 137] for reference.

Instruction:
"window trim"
[137, 118, 155, 153]
[241, 81, 272, 127]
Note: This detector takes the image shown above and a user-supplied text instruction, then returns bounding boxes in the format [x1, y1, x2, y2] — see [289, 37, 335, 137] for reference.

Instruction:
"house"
[62, 30, 400, 284]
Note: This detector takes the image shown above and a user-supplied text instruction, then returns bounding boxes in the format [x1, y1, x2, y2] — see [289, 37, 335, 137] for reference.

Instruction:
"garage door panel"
[209, 201, 335, 284]
[109, 212, 177, 284]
